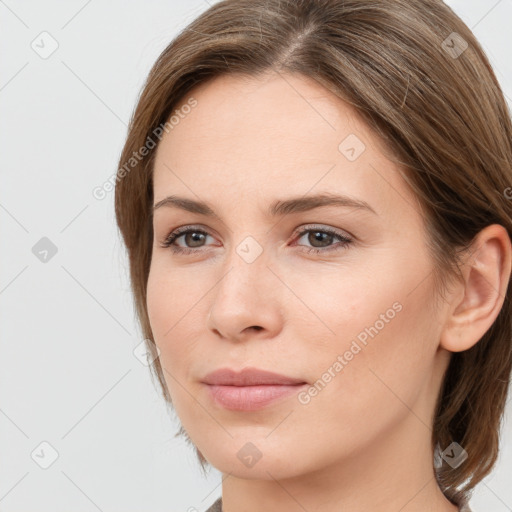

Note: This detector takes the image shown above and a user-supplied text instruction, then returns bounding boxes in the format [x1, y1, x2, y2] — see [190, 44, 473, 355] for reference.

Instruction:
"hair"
[114, 0, 512, 506]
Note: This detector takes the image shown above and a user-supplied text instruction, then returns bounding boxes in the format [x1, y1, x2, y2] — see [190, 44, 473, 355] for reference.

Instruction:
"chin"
[208, 451, 304, 480]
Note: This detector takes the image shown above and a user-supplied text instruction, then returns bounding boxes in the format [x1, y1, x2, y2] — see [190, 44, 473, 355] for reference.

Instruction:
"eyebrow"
[152, 193, 377, 217]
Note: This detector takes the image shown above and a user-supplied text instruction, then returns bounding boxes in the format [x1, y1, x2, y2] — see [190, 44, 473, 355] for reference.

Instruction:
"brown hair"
[114, 0, 512, 505]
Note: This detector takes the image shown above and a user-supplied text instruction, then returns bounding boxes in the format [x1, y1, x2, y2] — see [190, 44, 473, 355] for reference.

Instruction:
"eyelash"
[159, 225, 353, 255]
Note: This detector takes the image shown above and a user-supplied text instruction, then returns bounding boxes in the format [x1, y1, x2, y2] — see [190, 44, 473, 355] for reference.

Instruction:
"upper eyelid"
[164, 224, 353, 243]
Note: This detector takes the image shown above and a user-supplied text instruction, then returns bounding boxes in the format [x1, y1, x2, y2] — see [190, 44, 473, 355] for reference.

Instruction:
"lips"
[201, 367, 307, 386]
[201, 367, 307, 411]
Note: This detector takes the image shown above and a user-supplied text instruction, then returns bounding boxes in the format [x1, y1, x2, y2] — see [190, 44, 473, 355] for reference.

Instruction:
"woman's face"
[147, 72, 452, 479]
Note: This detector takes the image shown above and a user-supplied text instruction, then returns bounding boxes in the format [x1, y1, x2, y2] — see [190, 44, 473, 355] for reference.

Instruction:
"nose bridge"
[220, 231, 270, 294]
[208, 230, 278, 324]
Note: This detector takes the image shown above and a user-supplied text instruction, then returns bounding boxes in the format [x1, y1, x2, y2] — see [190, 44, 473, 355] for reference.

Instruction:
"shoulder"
[205, 497, 222, 512]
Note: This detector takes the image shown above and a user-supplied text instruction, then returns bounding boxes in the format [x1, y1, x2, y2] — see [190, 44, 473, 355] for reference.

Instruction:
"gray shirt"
[205, 497, 222, 512]
[205, 496, 473, 511]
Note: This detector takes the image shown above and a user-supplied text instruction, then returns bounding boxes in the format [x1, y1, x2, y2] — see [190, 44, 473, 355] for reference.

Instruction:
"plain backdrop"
[1, 1, 511, 511]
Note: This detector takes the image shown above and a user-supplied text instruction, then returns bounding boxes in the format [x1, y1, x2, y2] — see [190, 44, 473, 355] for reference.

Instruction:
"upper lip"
[201, 367, 306, 386]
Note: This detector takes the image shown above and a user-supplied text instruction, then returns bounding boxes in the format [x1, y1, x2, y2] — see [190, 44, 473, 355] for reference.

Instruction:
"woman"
[114, 1, 512, 510]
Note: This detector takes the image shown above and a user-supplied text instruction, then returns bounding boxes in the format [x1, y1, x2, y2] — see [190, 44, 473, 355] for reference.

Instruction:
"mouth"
[201, 367, 308, 411]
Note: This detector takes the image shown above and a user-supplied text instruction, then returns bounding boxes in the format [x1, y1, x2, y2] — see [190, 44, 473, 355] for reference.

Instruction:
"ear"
[440, 224, 512, 353]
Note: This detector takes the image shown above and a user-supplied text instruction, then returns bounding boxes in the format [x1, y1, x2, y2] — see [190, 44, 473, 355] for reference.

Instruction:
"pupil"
[310, 231, 331, 247]
[187, 232, 204, 247]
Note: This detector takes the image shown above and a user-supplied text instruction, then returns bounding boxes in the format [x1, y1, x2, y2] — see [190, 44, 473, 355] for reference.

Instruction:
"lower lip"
[205, 383, 307, 411]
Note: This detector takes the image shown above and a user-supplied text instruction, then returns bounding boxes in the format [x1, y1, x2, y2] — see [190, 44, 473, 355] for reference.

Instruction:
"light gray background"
[1, 1, 511, 511]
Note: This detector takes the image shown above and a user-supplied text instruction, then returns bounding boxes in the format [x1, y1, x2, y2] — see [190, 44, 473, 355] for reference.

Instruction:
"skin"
[146, 71, 511, 512]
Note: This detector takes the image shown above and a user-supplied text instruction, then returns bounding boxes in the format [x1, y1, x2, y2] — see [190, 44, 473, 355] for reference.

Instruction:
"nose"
[206, 246, 284, 343]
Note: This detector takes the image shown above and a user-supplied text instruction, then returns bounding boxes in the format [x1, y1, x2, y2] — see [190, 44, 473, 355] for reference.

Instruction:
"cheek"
[146, 265, 200, 381]
[294, 255, 439, 438]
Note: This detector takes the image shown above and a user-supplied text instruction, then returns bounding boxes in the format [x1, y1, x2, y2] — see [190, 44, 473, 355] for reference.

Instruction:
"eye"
[159, 226, 215, 255]
[159, 224, 353, 255]
[293, 225, 352, 254]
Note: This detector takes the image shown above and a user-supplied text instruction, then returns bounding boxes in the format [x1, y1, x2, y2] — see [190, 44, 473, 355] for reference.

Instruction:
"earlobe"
[440, 224, 512, 353]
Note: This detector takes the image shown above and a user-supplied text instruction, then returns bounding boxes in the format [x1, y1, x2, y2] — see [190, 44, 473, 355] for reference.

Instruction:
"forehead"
[156, 71, 368, 168]
[152, 72, 416, 224]
[165, 71, 363, 151]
